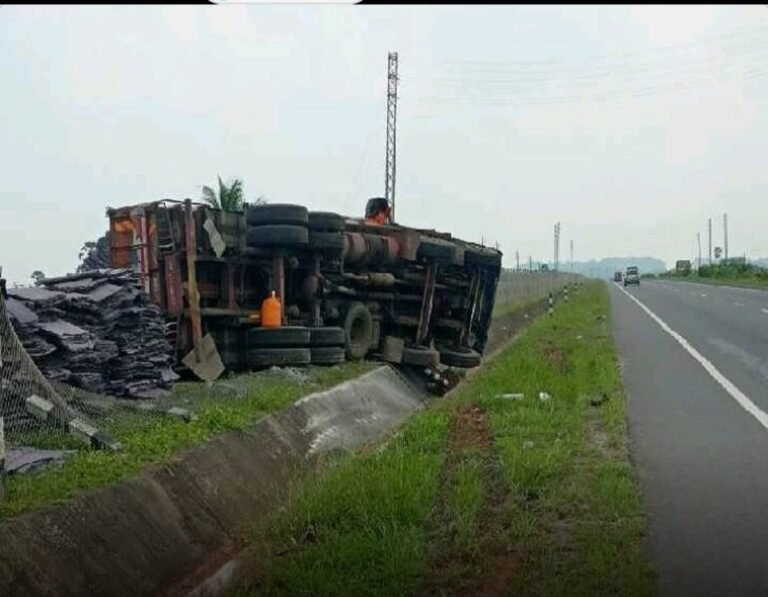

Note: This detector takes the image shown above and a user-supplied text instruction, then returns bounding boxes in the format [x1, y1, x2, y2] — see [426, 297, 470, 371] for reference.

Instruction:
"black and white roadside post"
[564, 284, 569, 303]
[548, 292, 554, 316]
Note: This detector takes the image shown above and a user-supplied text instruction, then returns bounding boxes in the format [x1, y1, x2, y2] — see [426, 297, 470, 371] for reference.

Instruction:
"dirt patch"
[418, 404, 520, 597]
[450, 404, 494, 455]
[543, 344, 567, 373]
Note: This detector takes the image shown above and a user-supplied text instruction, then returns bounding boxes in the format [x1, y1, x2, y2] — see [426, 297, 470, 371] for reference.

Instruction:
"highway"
[610, 279, 768, 597]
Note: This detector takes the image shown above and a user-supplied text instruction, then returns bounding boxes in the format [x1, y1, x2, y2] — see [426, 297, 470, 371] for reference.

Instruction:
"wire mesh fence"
[494, 269, 582, 317]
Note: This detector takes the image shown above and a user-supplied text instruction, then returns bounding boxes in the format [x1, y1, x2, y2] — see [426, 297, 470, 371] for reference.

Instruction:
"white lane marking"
[734, 302, 745, 307]
[616, 284, 768, 431]
[762, 308, 768, 315]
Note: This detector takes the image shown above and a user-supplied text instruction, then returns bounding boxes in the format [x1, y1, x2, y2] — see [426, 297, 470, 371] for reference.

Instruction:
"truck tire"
[247, 347, 311, 368]
[418, 239, 455, 263]
[402, 346, 441, 368]
[247, 326, 310, 347]
[310, 346, 346, 366]
[246, 225, 308, 247]
[310, 327, 345, 347]
[246, 204, 308, 227]
[343, 302, 374, 361]
[308, 212, 345, 232]
[439, 347, 482, 369]
[308, 231, 345, 253]
[465, 249, 502, 269]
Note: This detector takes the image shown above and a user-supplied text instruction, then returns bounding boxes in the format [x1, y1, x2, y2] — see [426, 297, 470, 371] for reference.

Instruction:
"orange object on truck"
[260, 291, 282, 328]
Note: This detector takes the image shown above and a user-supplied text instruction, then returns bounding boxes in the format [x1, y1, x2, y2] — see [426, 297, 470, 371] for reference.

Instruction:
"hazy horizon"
[2, 6, 767, 285]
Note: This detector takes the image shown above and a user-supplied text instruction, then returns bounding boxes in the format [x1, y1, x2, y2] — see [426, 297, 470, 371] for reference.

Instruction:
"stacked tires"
[244, 326, 347, 368]
[245, 204, 309, 248]
[308, 211, 346, 257]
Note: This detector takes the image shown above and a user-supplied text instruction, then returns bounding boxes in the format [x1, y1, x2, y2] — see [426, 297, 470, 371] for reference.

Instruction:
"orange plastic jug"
[261, 291, 282, 328]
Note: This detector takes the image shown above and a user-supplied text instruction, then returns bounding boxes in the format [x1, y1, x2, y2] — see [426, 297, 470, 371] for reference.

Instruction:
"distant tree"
[30, 270, 46, 285]
[202, 176, 245, 212]
[77, 233, 111, 273]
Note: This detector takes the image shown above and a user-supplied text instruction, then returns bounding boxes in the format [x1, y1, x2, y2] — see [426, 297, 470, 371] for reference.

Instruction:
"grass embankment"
[238, 282, 654, 597]
[661, 273, 768, 290]
[0, 362, 373, 519]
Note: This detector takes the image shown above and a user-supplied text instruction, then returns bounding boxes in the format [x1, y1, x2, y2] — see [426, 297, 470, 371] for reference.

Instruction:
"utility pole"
[697, 232, 702, 271]
[553, 222, 561, 272]
[708, 218, 712, 266]
[384, 52, 399, 222]
[570, 239, 574, 272]
[529, 255, 533, 272]
[515, 250, 520, 272]
[723, 212, 729, 261]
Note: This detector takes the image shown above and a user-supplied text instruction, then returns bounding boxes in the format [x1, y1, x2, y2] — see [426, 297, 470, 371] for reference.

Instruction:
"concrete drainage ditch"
[0, 293, 562, 597]
[0, 366, 430, 597]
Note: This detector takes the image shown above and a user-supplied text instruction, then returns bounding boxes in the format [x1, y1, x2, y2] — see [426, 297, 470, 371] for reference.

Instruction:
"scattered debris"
[5, 446, 72, 476]
[7, 269, 177, 398]
[523, 440, 535, 450]
[538, 391, 552, 402]
[497, 392, 524, 401]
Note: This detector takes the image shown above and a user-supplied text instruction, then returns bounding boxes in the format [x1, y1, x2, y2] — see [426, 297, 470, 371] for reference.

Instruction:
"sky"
[1, 5, 767, 284]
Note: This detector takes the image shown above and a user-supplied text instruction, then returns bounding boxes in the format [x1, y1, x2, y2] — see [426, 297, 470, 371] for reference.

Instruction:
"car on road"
[624, 266, 640, 287]
[614, 271, 623, 283]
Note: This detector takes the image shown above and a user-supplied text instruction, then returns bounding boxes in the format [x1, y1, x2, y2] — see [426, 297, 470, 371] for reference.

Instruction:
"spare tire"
[247, 326, 310, 347]
[247, 347, 311, 369]
[343, 302, 374, 361]
[309, 231, 345, 253]
[402, 346, 441, 368]
[310, 346, 346, 366]
[308, 212, 345, 232]
[246, 225, 308, 247]
[246, 204, 308, 227]
[310, 327, 345, 347]
[439, 347, 482, 369]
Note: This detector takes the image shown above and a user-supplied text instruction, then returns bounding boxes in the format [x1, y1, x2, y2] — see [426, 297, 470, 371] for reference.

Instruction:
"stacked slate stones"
[6, 269, 177, 398]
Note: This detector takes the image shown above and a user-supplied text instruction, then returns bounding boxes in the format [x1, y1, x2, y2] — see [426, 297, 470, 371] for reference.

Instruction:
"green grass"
[661, 274, 768, 290]
[493, 296, 542, 319]
[240, 281, 654, 596]
[244, 410, 450, 597]
[0, 362, 373, 519]
[450, 456, 485, 550]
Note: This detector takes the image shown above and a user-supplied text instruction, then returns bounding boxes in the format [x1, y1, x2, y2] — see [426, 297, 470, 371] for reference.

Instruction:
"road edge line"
[615, 283, 768, 431]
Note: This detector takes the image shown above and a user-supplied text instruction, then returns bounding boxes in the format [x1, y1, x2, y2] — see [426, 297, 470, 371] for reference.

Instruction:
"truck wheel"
[246, 225, 308, 247]
[247, 326, 310, 347]
[310, 346, 346, 366]
[418, 239, 455, 263]
[246, 204, 308, 226]
[310, 327, 345, 347]
[308, 212, 345, 232]
[308, 231, 345, 253]
[247, 348, 311, 368]
[343, 302, 374, 360]
[402, 346, 441, 368]
[439, 348, 482, 369]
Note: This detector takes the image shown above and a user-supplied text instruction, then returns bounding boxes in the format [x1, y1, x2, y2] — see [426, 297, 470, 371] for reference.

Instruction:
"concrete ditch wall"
[0, 366, 428, 597]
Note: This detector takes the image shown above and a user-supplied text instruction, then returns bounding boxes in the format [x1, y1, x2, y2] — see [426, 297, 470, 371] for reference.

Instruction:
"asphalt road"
[610, 279, 768, 597]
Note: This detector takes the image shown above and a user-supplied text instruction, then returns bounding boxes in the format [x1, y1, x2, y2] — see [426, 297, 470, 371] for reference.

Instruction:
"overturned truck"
[107, 200, 502, 374]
